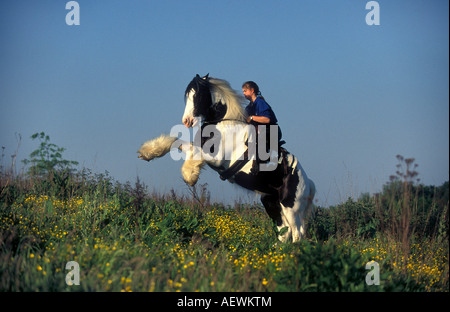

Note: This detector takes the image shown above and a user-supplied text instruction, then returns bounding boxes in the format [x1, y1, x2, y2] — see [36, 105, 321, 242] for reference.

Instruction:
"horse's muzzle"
[183, 116, 194, 128]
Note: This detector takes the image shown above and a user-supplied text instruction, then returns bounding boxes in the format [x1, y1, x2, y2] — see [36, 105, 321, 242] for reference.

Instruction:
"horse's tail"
[138, 134, 177, 161]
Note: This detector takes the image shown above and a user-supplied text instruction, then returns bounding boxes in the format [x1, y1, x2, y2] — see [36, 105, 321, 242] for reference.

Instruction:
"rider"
[242, 81, 283, 173]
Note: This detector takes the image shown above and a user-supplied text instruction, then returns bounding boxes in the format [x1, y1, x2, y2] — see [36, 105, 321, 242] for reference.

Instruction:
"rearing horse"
[138, 74, 315, 242]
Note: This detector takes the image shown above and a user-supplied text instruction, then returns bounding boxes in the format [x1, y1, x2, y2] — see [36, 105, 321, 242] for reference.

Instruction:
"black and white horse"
[138, 74, 315, 242]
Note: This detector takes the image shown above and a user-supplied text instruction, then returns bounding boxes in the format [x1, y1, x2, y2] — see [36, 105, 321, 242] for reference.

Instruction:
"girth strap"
[219, 148, 250, 181]
[219, 146, 288, 181]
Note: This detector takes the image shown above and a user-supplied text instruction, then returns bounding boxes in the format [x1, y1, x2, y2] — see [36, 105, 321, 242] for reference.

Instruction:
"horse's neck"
[210, 90, 224, 108]
[206, 102, 227, 122]
[208, 91, 228, 122]
[210, 86, 246, 122]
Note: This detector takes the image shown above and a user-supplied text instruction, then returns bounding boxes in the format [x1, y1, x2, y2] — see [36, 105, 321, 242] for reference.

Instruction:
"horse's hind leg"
[282, 198, 307, 242]
[261, 194, 292, 242]
[261, 194, 282, 226]
[299, 179, 316, 238]
[282, 179, 316, 242]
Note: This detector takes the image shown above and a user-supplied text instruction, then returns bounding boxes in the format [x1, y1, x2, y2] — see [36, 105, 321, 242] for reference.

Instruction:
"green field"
[1, 170, 448, 292]
[1, 136, 448, 291]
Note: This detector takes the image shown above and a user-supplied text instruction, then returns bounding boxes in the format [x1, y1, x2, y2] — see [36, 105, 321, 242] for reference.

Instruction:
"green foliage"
[1, 171, 448, 292]
[0, 150, 448, 292]
[275, 240, 372, 291]
[22, 132, 78, 176]
[310, 156, 449, 244]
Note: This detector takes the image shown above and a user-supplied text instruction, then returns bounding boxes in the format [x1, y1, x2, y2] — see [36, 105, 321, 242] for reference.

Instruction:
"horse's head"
[182, 74, 247, 127]
[182, 74, 212, 128]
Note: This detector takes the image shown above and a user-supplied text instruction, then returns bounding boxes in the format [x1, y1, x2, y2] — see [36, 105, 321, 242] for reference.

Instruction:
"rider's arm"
[246, 115, 271, 124]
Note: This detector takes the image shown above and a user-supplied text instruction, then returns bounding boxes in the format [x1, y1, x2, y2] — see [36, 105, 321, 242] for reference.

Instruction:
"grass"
[0, 169, 448, 292]
[0, 143, 448, 292]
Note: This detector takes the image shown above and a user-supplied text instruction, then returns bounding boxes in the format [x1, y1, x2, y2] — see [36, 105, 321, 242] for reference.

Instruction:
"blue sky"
[1, 0, 448, 206]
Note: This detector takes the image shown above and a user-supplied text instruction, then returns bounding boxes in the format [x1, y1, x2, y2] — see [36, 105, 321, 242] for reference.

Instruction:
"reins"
[202, 118, 247, 126]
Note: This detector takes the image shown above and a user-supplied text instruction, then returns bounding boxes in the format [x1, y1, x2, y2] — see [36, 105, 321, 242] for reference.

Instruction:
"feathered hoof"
[181, 159, 204, 186]
[138, 154, 151, 162]
[137, 134, 177, 162]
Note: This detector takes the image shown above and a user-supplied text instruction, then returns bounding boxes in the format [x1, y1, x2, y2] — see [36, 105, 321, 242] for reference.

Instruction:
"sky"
[1, 0, 449, 207]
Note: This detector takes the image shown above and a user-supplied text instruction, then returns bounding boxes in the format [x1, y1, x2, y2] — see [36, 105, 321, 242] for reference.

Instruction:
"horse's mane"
[208, 78, 248, 122]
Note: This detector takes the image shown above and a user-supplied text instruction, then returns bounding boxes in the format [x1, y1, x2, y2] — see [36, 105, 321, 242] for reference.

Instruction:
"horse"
[138, 74, 315, 242]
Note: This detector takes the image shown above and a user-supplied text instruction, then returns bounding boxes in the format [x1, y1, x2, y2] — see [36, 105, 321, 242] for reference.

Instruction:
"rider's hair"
[242, 81, 265, 101]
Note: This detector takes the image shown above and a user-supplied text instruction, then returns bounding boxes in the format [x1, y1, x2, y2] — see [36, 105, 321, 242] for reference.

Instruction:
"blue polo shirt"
[245, 97, 278, 124]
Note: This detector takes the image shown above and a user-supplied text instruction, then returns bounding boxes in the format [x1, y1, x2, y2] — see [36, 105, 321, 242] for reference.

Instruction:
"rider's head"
[242, 81, 260, 102]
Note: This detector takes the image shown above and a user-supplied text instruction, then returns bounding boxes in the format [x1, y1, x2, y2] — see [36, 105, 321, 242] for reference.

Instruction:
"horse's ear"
[196, 74, 201, 78]
[203, 73, 209, 80]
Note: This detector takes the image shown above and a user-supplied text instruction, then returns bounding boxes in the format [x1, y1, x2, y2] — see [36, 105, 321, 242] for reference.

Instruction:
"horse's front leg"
[138, 134, 178, 161]
[138, 134, 205, 186]
[180, 143, 205, 186]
